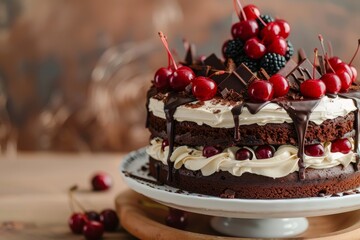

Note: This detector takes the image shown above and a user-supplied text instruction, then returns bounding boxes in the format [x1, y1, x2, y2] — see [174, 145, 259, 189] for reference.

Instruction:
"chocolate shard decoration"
[203, 54, 228, 84]
[298, 48, 307, 62]
[204, 53, 226, 71]
[318, 55, 326, 75]
[184, 43, 196, 65]
[286, 58, 321, 91]
[218, 63, 257, 97]
[278, 59, 297, 77]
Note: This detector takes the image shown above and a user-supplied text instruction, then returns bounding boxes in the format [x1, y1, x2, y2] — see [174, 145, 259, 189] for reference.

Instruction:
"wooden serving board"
[115, 190, 360, 240]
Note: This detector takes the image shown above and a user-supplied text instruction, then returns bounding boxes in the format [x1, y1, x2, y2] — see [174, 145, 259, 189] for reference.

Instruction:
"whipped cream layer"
[147, 138, 356, 179]
[148, 96, 356, 127]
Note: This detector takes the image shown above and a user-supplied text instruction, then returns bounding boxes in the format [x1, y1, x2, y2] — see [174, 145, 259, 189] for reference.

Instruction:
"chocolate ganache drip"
[231, 102, 271, 141]
[338, 91, 360, 170]
[278, 100, 320, 180]
[164, 92, 196, 182]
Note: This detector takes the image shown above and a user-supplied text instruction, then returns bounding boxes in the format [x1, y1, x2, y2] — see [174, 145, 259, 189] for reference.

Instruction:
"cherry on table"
[100, 209, 120, 232]
[86, 211, 100, 222]
[165, 208, 188, 230]
[255, 145, 274, 159]
[69, 213, 86, 234]
[268, 74, 289, 97]
[191, 76, 218, 101]
[235, 148, 253, 160]
[320, 73, 341, 94]
[267, 36, 287, 56]
[83, 221, 104, 240]
[231, 20, 259, 41]
[331, 139, 352, 154]
[305, 144, 325, 157]
[247, 80, 274, 102]
[91, 172, 112, 191]
[244, 38, 266, 59]
[203, 146, 222, 158]
[300, 79, 326, 99]
[154, 67, 172, 90]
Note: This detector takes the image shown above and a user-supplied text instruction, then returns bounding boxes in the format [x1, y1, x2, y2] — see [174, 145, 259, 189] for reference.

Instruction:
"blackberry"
[235, 55, 260, 73]
[257, 15, 275, 29]
[260, 53, 286, 76]
[285, 40, 294, 61]
[224, 39, 244, 60]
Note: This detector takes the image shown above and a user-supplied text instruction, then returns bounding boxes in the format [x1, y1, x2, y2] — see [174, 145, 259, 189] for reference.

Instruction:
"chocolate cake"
[145, 2, 360, 199]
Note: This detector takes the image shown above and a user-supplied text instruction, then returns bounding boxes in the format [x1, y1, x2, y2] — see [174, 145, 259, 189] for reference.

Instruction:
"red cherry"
[320, 73, 341, 94]
[331, 138, 352, 154]
[69, 213, 86, 234]
[235, 148, 253, 160]
[169, 66, 195, 91]
[240, 4, 261, 21]
[275, 19, 291, 39]
[203, 146, 222, 158]
[267, 36, 287, 56]
[154, 67, 172, 90]
[83, 221, 104, 240]
[305, 144, 325, 157]
[100, 209, 119, 232]
[328, 57, 342, 70]
[192, 77, 218, 101]
[350, 66, 357, 82]
[231, 20, 259, 41]
[86, 211, 101, 222]
[255, 145, 274, 159]
[261, 22, 281, 44]
[300, 79, 326, 99]
[166, 208, 188, 230]
[334, 63, 353, 80]
[268, 74, 289, 97]
[161, 139, 169, 151]
[91, 172, 112, 191]
[337, 70, 352, 92]
[244, 38, 266, 59]
[248, 80, 274, 102]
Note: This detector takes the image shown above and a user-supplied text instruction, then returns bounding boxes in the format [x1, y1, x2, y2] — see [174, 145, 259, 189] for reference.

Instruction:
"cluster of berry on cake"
[146, 1, 360, 199]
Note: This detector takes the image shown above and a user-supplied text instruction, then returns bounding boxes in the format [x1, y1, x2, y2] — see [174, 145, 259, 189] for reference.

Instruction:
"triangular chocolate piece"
[218, 64, 257, 97]
[184, 43, 196, 65]
[286, 58, 321, 91]
[204, 54, 226, 71]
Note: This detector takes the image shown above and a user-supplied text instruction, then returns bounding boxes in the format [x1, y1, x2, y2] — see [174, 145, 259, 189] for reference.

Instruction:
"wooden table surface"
[0, 153, 136, 240]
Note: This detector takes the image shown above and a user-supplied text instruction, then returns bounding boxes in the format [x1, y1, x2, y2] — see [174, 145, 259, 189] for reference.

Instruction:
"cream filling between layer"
[148, 96, 357, 127]
[146, 138, 356, 179]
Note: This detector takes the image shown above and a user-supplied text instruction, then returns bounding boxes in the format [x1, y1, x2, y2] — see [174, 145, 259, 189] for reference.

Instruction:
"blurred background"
[0, 0, 359, 154]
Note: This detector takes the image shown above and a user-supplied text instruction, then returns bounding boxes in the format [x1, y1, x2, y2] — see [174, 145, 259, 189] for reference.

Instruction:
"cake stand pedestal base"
[211, 217, 308, 238]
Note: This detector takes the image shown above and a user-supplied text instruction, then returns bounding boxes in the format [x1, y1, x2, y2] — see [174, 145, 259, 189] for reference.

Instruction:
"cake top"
[152, 1, 359, 104]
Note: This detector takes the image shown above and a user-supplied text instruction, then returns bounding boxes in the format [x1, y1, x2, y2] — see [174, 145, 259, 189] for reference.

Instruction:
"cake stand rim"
[120, 148, 360, 219]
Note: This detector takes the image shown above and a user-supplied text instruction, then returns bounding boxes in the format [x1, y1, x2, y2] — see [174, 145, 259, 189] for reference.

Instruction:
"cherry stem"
[68, 185, 86, 213]
[349, 39, 360, 65]
[232, 0, 241, 19]
[313, 48, 318, 79]
[235, 0, 247, 21]
[158, 32, 178, 70]
[327, 40, 333, 58]
[256, 14, 267, 27]
[318, 34, 327, 58]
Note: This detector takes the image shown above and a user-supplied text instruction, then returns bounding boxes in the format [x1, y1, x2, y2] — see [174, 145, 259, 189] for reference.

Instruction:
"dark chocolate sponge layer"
[149, 157, 360, 199]
[148, 112, 355, 147]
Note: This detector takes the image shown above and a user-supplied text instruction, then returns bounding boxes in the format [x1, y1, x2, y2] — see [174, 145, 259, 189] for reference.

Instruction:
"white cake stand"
[120, 148, 360, 238]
